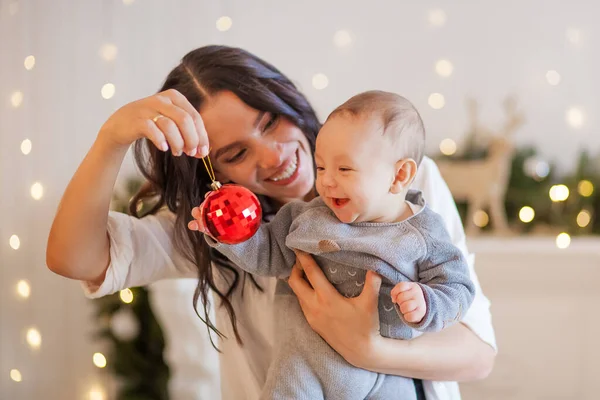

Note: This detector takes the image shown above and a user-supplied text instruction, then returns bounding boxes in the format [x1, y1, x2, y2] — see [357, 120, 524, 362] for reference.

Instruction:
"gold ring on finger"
[152, 114, 165, 123]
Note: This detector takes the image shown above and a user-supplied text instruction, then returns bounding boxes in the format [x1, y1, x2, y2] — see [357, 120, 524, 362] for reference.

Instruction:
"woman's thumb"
[360, 270, 382, 302]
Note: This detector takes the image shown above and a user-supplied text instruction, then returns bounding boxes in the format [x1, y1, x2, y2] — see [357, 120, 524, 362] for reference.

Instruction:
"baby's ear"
[390, 159, 417, 194]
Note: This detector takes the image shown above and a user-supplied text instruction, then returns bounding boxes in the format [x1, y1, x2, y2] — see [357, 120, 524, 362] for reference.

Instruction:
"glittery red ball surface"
[202, 184, 262, 244]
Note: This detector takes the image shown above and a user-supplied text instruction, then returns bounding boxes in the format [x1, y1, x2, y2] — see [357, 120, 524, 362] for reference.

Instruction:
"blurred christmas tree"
[504, 147, 599, 235]
[93, 177, 170, 400]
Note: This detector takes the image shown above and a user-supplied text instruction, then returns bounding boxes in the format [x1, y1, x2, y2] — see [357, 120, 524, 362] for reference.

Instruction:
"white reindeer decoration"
[437, 97, 525, 235]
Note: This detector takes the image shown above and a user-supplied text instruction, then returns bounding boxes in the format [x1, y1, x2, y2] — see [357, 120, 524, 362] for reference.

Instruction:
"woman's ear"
[390, 159, 418, 194]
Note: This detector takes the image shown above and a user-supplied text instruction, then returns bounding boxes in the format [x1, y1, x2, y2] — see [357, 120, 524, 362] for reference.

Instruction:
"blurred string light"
[10, 235, 20, 250]
[439, 138, 457, 156]
[93, 353, 107, 368]
[566, 107, 584, 128]
[576, 210, 591, 228]
[24, 56, 35, 70]
[428, 93, 445, 109]
[523, 156, 550, 180]
[101, 83, 115, 99]
[566, 28, 582, 45]
[549, 184, 569, 202]
[473, 210, 489, 228]
[435, 59, 453, 77]
[122, 0, 135, 5]
[216, 16, 232, 31]
[312, 73, 329, 90]
[11, 91, 23, 108]
[428, 9, 446, 27]
[26, 328, 42, 349]
[333, 30, 352, 48]
[89, 386, 106, 400]
[31, 182, 44, 200]
[578, 180, 594, 197]
[10, 369, 22, 382]
[99, 44, 118, 62]
[556, 232, 571, 249]
[21, 139, 32, 155]
[519, 206, 535, 223]
[17, 280, 31, 298]
[536, 163, 550, 179]
[546, 70, 560, 86]
[120, 288, 134, 304]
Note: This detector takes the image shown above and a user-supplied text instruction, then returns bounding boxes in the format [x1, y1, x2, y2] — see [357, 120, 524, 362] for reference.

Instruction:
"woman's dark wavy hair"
[129, 45, 320, 349]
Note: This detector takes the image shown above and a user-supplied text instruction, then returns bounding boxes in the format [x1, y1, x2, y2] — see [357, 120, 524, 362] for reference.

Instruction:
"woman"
[47, 45, 496, 399]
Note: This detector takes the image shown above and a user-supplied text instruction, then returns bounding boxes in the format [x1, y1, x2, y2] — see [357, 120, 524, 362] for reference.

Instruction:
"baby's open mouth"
[332, 198, 350, 207]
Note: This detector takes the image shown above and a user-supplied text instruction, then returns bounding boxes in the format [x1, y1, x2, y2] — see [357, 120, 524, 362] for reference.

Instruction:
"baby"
[196, 90, 475, 400]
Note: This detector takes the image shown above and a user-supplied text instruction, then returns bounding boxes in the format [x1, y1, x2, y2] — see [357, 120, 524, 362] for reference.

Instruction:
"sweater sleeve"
[403, 209, 476, 332]
[205, 201, 305, 279]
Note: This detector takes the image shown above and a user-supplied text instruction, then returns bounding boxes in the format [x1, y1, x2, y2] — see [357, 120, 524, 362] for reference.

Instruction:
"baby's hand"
[188, 201, 216, 240]
[391, 282, 426, 324]
[188, 192, 214, 233]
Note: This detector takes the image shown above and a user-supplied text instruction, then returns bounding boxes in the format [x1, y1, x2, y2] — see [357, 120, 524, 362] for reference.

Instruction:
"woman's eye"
[316, 166, 325, 171]
[339, 167, 351, 172]
[263, 114, 279, 132]
[226, 149, 247, 163]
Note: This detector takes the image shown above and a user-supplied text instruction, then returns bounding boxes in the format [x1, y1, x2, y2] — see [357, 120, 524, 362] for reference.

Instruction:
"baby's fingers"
[399, 300, 418, 315]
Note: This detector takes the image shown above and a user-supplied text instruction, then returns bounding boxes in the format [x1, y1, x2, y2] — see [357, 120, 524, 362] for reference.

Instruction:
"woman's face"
[200, 91, 315, 204]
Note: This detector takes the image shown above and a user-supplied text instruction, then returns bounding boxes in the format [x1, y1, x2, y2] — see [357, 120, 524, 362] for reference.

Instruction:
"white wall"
[1, 0, 599, 399]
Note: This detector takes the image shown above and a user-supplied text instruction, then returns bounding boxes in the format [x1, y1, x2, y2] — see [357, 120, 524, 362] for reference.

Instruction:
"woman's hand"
[287, 250, 384, 368]
[98, 89, 209, 158]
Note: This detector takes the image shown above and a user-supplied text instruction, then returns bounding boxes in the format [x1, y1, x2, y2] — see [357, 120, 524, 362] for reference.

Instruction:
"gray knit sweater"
[208, 190, 475, 338]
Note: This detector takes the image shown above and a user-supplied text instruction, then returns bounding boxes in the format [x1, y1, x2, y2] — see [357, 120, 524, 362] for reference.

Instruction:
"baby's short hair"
[326, 90, 425, 165]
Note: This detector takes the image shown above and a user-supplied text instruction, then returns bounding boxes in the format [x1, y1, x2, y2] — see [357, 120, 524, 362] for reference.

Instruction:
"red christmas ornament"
[201, 182, 262, 244]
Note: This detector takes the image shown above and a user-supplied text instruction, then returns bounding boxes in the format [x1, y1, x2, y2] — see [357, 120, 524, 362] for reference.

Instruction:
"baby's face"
[315, 115, 397, 223]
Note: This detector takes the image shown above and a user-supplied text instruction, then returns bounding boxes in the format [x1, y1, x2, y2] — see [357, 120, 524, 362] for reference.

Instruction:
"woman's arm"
[46, 89, 208, 283]
[367, 322, 495, 381]
[46, 134, 129, 283]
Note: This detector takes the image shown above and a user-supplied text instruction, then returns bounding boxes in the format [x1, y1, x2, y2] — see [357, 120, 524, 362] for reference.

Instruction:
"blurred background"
[1, 0, 599, 399]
